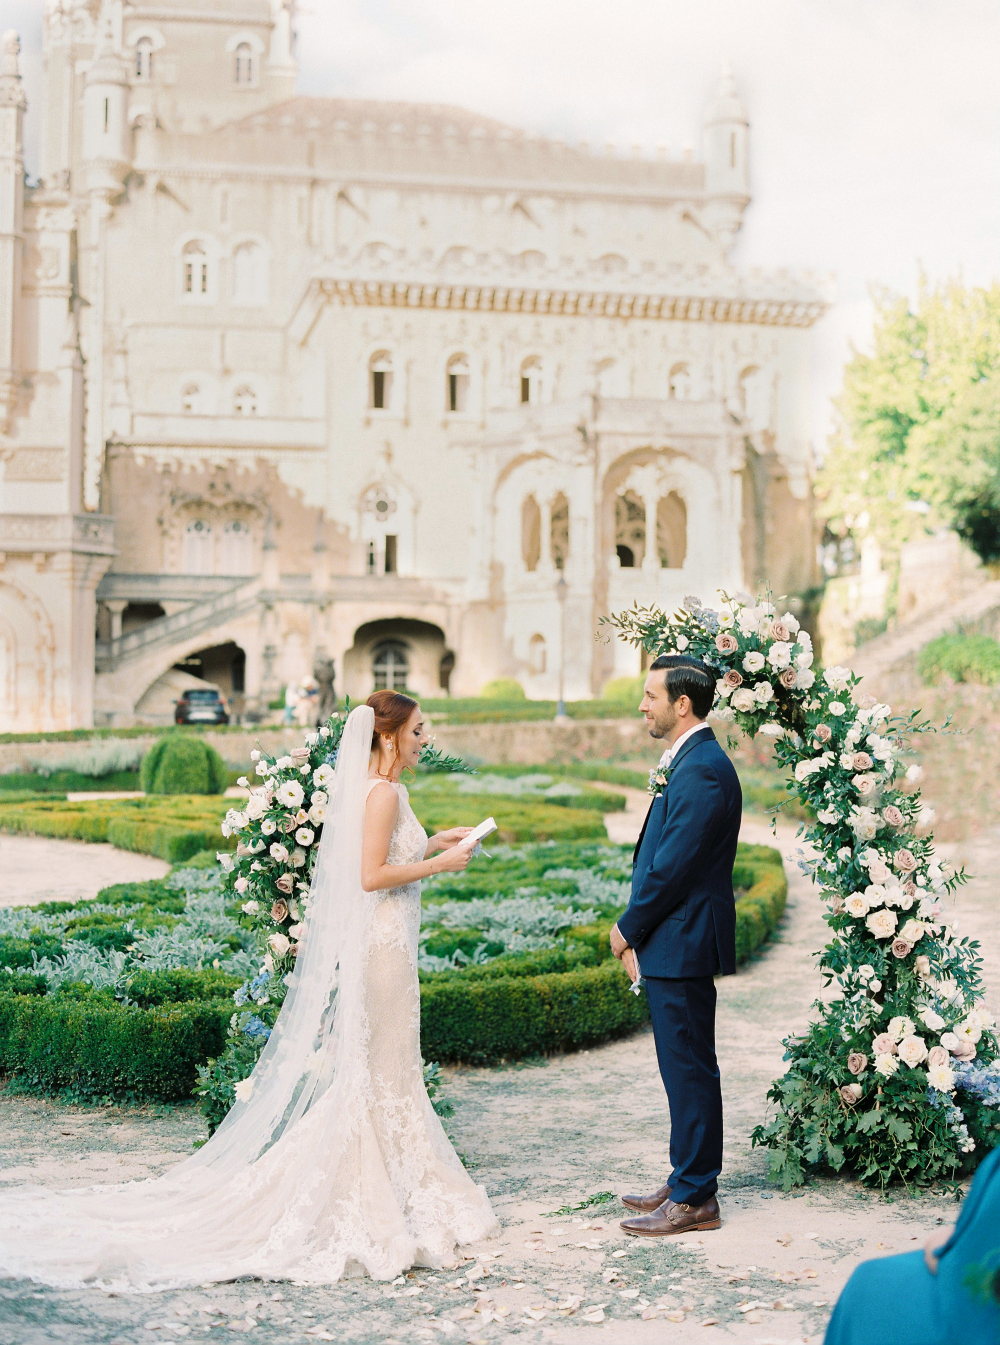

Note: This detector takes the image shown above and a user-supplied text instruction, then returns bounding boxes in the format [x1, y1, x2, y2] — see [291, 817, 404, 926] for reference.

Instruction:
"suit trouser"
[643, 975, 722, 1207]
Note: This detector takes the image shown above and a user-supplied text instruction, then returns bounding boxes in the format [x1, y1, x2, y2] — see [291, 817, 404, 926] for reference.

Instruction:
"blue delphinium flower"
[243, 1016, 271, 1042]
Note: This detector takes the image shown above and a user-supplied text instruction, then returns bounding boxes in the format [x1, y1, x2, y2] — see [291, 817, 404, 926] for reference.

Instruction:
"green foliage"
[479, 678, 526, 699]
[417, 697, 638, 724]
[601, 675, 646, 705]
[818, 278, 1000, 566]
[0, 770, 141, 794]
[918, 634, 1000, 687]
[411, 794, 607, 842]
[0, 795, 234, 862]
[141, 735, 228, 796]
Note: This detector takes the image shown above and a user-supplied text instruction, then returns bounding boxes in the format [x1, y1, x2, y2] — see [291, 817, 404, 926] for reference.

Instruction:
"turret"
[702, 64, 750, 255]
[268, 0, 298, 78]
[81, 0, 131, 198]
[0, 30, 26, 433]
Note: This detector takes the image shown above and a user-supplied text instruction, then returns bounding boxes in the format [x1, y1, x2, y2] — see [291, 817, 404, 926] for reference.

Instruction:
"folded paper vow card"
[459, 816, 498, 851]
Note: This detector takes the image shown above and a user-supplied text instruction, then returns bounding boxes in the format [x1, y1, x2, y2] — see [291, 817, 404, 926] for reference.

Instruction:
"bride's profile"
[0, 693, 499, 1291]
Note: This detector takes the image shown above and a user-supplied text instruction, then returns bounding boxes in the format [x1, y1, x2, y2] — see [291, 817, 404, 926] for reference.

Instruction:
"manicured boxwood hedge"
[0, 843, 787, 1099]
[0, 796, 236, 862]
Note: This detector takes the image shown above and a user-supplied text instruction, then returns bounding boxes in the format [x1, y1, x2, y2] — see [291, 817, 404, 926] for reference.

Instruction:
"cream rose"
[845, 894, 869, 918]
[897, 1035, 928, 1067]
[268, 932, 291, 958]
[730, 688, 756, 712]
[926, 1045, 949, 1069]
[882, 805, 904, 828]
[866, 908, 898, 939]
[952, 1039, 977, 1062]
[853, 773, 878, 797]
[813, 723, 833, 744]
[867, 858, 890, 884]
[872, 1032, 897, 1056]
[840, 1083, 863, 1105]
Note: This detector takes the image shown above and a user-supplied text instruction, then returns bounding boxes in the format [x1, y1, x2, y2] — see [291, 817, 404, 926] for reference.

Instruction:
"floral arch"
[607, 592, 1000, 1188]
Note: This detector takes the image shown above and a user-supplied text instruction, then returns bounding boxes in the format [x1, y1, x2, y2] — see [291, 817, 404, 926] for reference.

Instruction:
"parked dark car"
[174, 688, 230, 726]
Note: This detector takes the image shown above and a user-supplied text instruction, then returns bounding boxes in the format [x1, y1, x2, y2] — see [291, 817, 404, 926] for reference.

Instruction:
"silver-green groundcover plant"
[606, 593, 1000, 1190]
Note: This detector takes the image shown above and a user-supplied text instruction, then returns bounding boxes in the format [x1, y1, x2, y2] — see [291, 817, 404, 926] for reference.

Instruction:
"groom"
[610, 654, 742, 1237]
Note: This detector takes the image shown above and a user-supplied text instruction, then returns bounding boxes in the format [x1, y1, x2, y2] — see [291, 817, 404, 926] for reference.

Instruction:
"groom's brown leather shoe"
[620, 1195, 721, 1237]
[620, 1181, 673, 1212]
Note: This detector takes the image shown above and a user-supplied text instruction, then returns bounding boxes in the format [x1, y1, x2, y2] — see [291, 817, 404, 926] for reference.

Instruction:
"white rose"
[291, 847, 307, 868]
[897, 1035, 928, 1068]
[852, 773, 879, 797]
[829, 701, 847, 717]
[276, 755, 293, 769]
[926, 1064, 955, 1093]
[905, 765, 923, 785]
[898, 919, 925, 945]
[295, 827, 315, 847]
[766, 642, 792, 669]
[268, 932, 291, 958]
[742, 651, 766, 673]
[939, 1031, 960, 1051]
[866, 908, 898, 939]
[241, 899, 260, 915]
[312, 763, 336, 788]
[675, 635, 690, 651]
[797, 668, 816, 689]
[795, 758, 819, 782]
[816, 808, 840, 825]
[269, 842, 289, 863]
[276, 780, 305, 809]
[795, 650, 814, 669]
[308, 802, 327, 825]
[845, 894, 869, 917]
[288, 922, 304, 940]
[730, 688, 756, 712]
[234, 876, 249, 895]
[753, 681, 775, 704]
[874, 1053, 899, 1077]
[918, 1007, 946, 1031]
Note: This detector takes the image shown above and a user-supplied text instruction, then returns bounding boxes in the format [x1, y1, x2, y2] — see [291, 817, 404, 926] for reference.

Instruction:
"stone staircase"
[848, 578, 1000, 685]
[95, 577, 262, 673]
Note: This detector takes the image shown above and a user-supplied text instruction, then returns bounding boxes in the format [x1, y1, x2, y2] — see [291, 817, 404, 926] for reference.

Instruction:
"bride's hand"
[432, 843, 473, 874]
[431, 827, 473, 850]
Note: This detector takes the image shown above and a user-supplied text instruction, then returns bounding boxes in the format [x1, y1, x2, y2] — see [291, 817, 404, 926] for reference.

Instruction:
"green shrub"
[0, 990, 232, 1103]
[411, 794, 606, 842]
[479, 678, 526, 700]
[601, 675, 645, 704]
[918, 633, 1000, 686]
[0, 796, 234, 860]
[141, 735, 228, 796]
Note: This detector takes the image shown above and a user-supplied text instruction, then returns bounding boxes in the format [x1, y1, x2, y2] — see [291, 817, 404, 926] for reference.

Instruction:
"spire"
[0, 30, 27, 110]
[704, 62, 748, 129]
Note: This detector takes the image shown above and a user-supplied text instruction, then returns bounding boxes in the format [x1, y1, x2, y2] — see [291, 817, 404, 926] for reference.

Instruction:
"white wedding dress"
[0, 707, 498, 1291]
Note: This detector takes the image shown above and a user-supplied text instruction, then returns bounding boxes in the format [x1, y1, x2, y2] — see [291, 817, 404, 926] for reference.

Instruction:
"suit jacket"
[617, 727, 742, 978]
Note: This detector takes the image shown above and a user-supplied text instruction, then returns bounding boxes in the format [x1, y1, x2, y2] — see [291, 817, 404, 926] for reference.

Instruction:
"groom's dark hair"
[649, 654, 715, 720]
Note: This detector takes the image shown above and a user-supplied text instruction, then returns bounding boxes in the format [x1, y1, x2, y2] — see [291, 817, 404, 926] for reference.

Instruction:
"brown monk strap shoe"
[620, 1195, 721, 1238]
[620, 1181, 673, 1212]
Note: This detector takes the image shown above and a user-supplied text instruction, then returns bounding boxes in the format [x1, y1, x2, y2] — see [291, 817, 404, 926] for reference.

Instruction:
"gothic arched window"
[529, 633, 547, 675]
[182, 240, 209, 299]
[373, 641, 409, 691]
[181, 383, 199, 414]
[221, 520, 254, 575]
[369, 352, 393, 410]
[668, 363, 691, 401]
[615, 490, 646, 568]
[135, 37, 154, 81]
[550, 492, 569, 570]
[446, 354, 470, 413]
[234, 42, 256, 86]
[521, 495, 541, 572]
[656, 492, 687, 569]
[183, 519, 213, 575]
[520, 356, 543, 405]
[233, 385, 257, 416]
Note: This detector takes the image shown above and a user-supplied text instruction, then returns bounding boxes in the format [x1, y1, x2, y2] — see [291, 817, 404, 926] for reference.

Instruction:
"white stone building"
[0, 0, 828, 729]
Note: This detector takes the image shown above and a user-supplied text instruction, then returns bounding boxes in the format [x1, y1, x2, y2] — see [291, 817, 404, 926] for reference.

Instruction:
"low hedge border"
[0, 797, 237, 862]
[0, 843, 787, 1098]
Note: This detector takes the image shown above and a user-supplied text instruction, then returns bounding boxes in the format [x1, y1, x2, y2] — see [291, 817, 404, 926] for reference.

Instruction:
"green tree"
[818, 278, 1000, 565]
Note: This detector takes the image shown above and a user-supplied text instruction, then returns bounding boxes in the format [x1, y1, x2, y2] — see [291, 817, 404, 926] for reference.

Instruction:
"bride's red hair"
[367, 689, 419, 776]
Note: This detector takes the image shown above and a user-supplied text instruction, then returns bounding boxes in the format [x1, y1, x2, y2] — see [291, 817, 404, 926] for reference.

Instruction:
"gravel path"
[0, 834, 169, 909]
[0, 818, 995, 1345]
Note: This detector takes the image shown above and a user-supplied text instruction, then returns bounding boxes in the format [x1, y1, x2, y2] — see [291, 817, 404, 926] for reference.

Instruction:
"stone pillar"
[105, 599, 128, 642]
[0, 30, 26, 434]
[642, 494, 659, 574]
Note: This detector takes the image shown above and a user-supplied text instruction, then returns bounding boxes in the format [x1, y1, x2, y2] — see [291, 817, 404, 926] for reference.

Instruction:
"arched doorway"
[342, 619, 449, 701]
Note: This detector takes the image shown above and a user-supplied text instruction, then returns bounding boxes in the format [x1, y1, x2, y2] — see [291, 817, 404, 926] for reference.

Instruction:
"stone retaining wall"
[0, 718, 651, 774]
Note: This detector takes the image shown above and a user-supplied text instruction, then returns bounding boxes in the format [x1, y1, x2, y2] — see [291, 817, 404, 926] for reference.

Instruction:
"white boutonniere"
[647, 764, 673, 798]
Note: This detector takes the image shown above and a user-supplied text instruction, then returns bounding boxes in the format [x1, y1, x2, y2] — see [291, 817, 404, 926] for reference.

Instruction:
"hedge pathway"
[0, 833, 169, 910]
[0, 817, 996, 1345]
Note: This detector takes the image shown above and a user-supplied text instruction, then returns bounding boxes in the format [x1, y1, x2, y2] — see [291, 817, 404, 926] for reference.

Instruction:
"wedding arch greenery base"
[606, 593, 1000, 1191]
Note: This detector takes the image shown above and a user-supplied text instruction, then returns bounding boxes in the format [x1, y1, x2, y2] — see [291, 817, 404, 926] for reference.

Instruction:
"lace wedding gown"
[0, 708, 498, 1291]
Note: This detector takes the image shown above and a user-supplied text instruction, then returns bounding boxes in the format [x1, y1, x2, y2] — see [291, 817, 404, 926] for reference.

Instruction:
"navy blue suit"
[616, 726, 741, 1206]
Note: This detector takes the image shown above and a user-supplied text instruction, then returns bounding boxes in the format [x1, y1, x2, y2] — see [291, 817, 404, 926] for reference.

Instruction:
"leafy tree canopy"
[818, 278, 1000, 563]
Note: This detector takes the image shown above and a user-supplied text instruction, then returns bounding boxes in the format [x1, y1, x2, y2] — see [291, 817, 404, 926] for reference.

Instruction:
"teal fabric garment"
[825, 1145, 1000, 1345]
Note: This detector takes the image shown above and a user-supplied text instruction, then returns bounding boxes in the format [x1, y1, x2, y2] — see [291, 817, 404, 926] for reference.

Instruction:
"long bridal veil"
[0, 704, 493, 1291]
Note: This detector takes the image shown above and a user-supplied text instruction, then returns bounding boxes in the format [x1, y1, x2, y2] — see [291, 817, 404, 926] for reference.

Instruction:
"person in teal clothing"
[825, 1144, 1000, 1345]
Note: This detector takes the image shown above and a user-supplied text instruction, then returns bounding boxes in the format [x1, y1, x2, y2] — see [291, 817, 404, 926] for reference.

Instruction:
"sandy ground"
[0, 812, 996, 1345]
[0, 833, 169, 908]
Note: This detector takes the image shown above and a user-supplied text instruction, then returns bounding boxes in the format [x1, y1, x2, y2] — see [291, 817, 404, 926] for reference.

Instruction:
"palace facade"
[0, 1, 828, 728]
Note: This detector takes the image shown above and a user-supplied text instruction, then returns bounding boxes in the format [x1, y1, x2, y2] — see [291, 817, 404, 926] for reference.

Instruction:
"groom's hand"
[621, 947, 639, 983]
[609, 923, 629, 959]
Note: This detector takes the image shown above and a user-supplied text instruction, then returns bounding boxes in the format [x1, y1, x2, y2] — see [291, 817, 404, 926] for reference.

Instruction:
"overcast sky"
[8, 0, 1000, 451]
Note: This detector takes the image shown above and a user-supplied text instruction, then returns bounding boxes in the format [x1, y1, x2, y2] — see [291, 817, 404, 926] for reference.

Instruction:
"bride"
[0, 695, 499, 1291]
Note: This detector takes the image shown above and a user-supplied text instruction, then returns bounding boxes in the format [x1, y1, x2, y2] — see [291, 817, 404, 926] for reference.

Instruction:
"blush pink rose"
[715, 632, 738, 654]
[891, 939, 912, 959]
[883, 805, 905, 828]
[847, 1052, 867, 1075]
[813, 724, 833, 744]
[852, 752, 874, 771]
[840, 1084, 863, 1105]
[723, 668, 743, 688]
[857, 694, 877, 710]
[872, 1033, 897, 1056]
[868, 858, 891, 884]
[282, 816, 297, 833]
[951, 1039, 977, 1062]
[926, 1046, 949, 1068]
[903, 880, 918, 898]
[894, 848, 917, 873]
[770, 621, 792, 641]
[270, 898, 290, 922]
[274, 873, 295, 895]
[779, 667, 798, 689]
